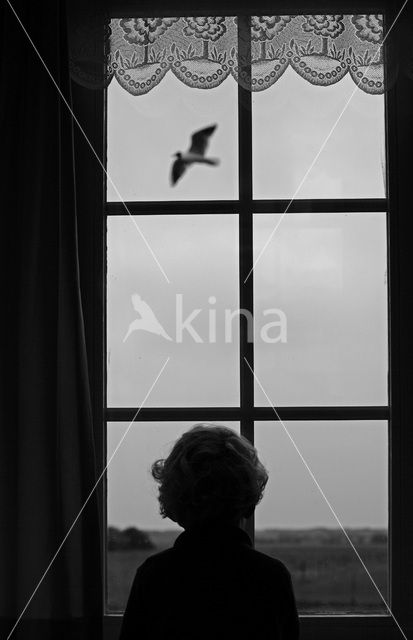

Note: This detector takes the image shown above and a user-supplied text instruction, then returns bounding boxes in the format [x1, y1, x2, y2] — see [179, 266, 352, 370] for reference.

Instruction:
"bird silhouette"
[171, 124, 219, 186]
[123, 294, 172, 343]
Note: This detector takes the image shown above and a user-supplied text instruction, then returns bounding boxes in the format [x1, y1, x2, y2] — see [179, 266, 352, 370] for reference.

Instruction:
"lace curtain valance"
[104, 15, 385, 95]
[67, 12, 413, 96]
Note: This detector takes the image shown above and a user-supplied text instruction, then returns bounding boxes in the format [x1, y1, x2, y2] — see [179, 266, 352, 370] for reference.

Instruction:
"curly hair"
[151, 424, 268, 528]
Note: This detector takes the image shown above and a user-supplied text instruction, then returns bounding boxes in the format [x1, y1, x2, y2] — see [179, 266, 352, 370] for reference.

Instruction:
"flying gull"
[171, 124, 219, 186]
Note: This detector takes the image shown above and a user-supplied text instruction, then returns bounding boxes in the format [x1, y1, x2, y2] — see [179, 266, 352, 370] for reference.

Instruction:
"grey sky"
[107, 420, 387, 530]
[106, 64, 387, 530]
[107, 66, 384, 201]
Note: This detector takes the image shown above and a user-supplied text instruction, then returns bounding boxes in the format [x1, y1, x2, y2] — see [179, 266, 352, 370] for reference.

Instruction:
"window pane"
[107, 214, 239, 407]
[106, 421, 239, 612]
[253, 70, 385, 199]
[254, 213, 388, 406]
[107, 67, 238, 201]
[255, 421, 388, 613]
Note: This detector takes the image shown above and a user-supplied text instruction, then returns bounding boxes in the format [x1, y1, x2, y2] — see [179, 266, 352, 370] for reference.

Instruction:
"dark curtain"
[0, 1, 103, 638]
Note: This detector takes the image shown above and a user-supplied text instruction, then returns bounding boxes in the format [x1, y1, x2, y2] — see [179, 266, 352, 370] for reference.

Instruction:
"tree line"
[108, 526, 155, 551]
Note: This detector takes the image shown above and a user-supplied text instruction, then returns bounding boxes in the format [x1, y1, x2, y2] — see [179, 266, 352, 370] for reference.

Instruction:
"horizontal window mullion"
[253, 198, 387, 213]
[108, 2, 389, 20]
[105, 201, 240, 215]
[106, 406, 389, 422]
[106, 407, 244, 422]
[105, 199, 387, 216]
[103, 613, 397, 640]
[298, 614, 398, 640]
[253, 406, 390, 420]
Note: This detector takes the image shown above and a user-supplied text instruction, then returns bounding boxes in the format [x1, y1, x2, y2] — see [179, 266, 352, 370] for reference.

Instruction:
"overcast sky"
[106, 66, 387, 531]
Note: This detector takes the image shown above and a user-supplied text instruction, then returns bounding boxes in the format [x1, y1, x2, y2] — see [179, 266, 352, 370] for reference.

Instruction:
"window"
[95, 3, 413, 639]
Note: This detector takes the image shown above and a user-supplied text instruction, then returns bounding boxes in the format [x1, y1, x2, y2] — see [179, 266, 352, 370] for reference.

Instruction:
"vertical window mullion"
[238, 14, 254, 543]
[238, 14, 253, 419]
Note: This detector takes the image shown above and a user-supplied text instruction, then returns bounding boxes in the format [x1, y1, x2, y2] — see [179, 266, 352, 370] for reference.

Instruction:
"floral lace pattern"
[104, 15, 385, 95]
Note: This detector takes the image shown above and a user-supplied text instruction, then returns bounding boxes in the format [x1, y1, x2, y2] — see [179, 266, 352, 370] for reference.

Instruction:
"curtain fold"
[0, 1, 103, 638]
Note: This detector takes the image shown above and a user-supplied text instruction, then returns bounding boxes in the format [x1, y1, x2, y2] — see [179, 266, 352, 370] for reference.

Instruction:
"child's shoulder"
[136, 545, 181, 577]
[137, 541, 292, 586]
[140, 546, 176, 566]
[243, 545, 293, 580]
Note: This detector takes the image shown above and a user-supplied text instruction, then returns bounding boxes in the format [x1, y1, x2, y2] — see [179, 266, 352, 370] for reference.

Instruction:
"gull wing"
[171, 158, 187, 185]
[188, 124, 217, 156]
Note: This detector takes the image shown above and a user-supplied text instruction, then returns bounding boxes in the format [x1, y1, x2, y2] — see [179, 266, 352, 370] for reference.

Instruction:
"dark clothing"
[119, 524, 299, 639]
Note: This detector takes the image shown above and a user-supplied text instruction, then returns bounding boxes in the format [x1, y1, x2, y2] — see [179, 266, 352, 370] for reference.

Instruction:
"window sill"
[103, 613, 400, 640]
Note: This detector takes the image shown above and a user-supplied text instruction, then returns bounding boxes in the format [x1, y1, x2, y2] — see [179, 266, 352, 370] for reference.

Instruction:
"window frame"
[76, 1, 413, 637]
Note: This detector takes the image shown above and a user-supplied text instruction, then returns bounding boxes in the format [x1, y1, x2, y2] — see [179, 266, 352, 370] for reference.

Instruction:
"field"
[107, 528, 387, 614]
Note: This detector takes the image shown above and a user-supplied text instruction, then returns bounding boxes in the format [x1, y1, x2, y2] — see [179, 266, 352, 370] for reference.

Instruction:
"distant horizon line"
[108, 524, 387, 532]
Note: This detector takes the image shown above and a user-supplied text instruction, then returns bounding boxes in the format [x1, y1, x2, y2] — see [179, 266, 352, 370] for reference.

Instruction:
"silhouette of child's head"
[151, 424, 268, 529]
